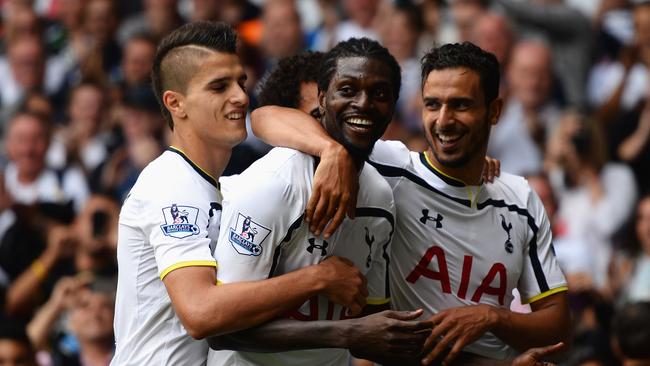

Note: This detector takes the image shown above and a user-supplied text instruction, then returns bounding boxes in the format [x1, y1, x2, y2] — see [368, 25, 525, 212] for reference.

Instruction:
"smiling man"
[251, 42, 570, 365]
[207, 38, 431, 366]
[111, 22, 369, 366]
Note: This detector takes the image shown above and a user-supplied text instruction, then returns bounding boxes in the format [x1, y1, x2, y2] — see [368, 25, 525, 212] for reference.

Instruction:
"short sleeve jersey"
[208, 147, 395, 366]
[368, 140, 567, 360]
[111, 147, 223, 366]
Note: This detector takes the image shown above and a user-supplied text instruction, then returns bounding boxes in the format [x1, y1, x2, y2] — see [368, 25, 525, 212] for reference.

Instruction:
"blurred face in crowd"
[320, 57, 395, 158]
[422, 67, 500, 177]
[69, 85, 105, 138]
[8, 37, 44, 91]
[262, 0, 303, 60]
[471, 13, 513, 67]
[344, 0, 379, 28]
[6, 114, 49, 181]
[450, 0, 486, 41]
[382, 8, 419, 62]
[84, 0, 117, 45]
[507, 42, 552, 111]
[69, 289, 115, 343]
[5, 6, 40, 42]
[637, 196, 650, 255]
[123, 38, 156, 85]
[527, 175, 557, 219]
[0, 339, 35, 366]
[58, 0, 84, 31]
[634, 4, 650, 49]
[190, 0, 220, 21]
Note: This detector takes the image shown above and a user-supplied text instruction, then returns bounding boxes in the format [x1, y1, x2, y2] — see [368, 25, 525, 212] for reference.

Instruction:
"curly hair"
[257, 51, 324, 109]
[420, 42, 500, 104]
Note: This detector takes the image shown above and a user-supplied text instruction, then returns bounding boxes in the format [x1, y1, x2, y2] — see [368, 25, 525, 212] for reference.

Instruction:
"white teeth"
[346, 117, 372, 126]
[226, 113, 244, 120]
[437, 134, 461, 143]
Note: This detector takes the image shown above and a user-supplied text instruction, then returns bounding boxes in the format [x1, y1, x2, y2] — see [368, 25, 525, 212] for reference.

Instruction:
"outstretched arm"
[209, 309, 431, 363]
[251, 106, 358, 237]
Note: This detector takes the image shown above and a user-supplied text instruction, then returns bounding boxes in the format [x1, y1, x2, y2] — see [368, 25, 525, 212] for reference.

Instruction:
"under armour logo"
[307, 237, 328, 256]
[500, 214, 513, 253]
[364, 227, 375, 268]
[420, 209, 443, 228]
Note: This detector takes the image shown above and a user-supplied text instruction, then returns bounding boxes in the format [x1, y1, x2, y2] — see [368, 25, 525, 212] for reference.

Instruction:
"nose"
[230, 83, 249, 108]
[352, 91, 370, 111]
[437, 104, 453, 128]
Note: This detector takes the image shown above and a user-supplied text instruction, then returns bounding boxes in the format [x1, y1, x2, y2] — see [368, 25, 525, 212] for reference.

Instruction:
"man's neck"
[424, 149, 484, 186]
[170, 135, 232, 181]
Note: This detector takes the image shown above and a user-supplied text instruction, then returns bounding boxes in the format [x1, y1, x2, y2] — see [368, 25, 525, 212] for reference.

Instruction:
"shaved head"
[152, 21, 238, 129]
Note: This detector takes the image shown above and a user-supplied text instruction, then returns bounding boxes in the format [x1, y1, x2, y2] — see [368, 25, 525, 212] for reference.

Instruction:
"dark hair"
[258, 51, 324, 109]
[151, 21, 238, 130]
[317, 38, 401, 101]
[613, 302, 650, 359]
[420, 42, 500, 104]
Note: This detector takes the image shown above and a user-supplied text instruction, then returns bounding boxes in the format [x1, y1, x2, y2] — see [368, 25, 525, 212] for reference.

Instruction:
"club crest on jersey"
[229, 213, 271, 256]
[160, 204, 200, 239]
[500, 214, 514, 253]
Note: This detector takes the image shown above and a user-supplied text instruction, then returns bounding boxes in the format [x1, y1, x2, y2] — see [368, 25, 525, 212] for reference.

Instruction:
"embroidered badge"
[160, 204, 200, 239]
[229, 213, 271, 256]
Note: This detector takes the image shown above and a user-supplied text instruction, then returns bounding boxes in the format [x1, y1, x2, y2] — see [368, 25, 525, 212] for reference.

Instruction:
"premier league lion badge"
[229, 213, 271, 256]
[160, 204, 200, 239]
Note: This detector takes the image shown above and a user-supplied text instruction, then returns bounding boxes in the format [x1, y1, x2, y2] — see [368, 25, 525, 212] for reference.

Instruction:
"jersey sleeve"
[368, 140, 412, 168]
[136, 182, 216, 281]
[214, 175, 304, 283]
[518, 189, 568, 303]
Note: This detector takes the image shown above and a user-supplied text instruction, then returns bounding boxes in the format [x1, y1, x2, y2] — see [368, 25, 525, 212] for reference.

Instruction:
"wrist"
[307, 265, 329, 296]
[319, 140, 344, 159]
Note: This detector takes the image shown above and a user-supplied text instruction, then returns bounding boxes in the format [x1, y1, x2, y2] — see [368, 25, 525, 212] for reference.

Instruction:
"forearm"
[618, 120, 650, 161]
[5, 255, 55, 316]
[168, 265, 329, 339]
[491, 297, 570, 351]
[27, 300, 64, 349]
[250, 106, 337, 157]
[208, 318, 351, 352]
[496, 0, 584, 35]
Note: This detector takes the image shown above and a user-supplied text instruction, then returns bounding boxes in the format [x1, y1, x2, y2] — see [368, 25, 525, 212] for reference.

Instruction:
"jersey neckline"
[166, 146, 220, 189]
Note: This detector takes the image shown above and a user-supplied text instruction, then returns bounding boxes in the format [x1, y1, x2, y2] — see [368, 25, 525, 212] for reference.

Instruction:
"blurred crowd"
[0, 0, 648, 365]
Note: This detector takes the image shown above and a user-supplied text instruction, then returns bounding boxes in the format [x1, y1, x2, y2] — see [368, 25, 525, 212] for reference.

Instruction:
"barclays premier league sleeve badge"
[229, 213, 271, 256]
[160, 204, 201, 239]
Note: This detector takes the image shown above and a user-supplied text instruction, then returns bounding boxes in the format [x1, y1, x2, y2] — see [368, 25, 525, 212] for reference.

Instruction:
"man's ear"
[163, 90, 186, 119]
[318, 90, 326, 116]
[488, 97, 503, 126]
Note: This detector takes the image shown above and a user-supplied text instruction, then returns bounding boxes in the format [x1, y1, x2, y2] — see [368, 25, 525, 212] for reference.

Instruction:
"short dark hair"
[613, 302, 650, 360]
[421, 42, 500, 104]
[152, 21, 238, 130]
[317, 38, 401, 101]
[258, 51, 324, 109]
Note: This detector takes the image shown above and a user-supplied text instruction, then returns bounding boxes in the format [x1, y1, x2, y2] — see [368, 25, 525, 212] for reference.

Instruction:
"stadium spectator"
[0, 322, 37, 366]
[489, 41, 561, 176]
[116, 0, 183, 45]
[495, 0, 592, 108]
[260, 0, 304, 65]
[546, 111, 638, 292]
[4, 112, 89, 212]
[612, 301, 650, 365]
[46, 81, 110, 179]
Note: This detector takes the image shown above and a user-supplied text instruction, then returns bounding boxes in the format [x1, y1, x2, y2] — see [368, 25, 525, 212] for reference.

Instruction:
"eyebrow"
[206, 73, 248, 86]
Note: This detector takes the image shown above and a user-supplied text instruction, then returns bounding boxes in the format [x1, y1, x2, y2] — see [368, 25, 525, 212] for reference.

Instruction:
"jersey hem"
[159, 260, 217, 280]
[523, 286, 568, 304]
[367, 297, 390, 305]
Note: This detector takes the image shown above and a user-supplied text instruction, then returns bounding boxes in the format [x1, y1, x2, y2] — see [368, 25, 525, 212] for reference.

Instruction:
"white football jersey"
[111, 147, 222, 366]
[208, 147, 395, 366]
[368, 140, 568, 360]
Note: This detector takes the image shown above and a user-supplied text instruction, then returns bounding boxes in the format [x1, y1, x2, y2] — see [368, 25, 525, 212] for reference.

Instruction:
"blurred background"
[0, 0, 648, 365]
